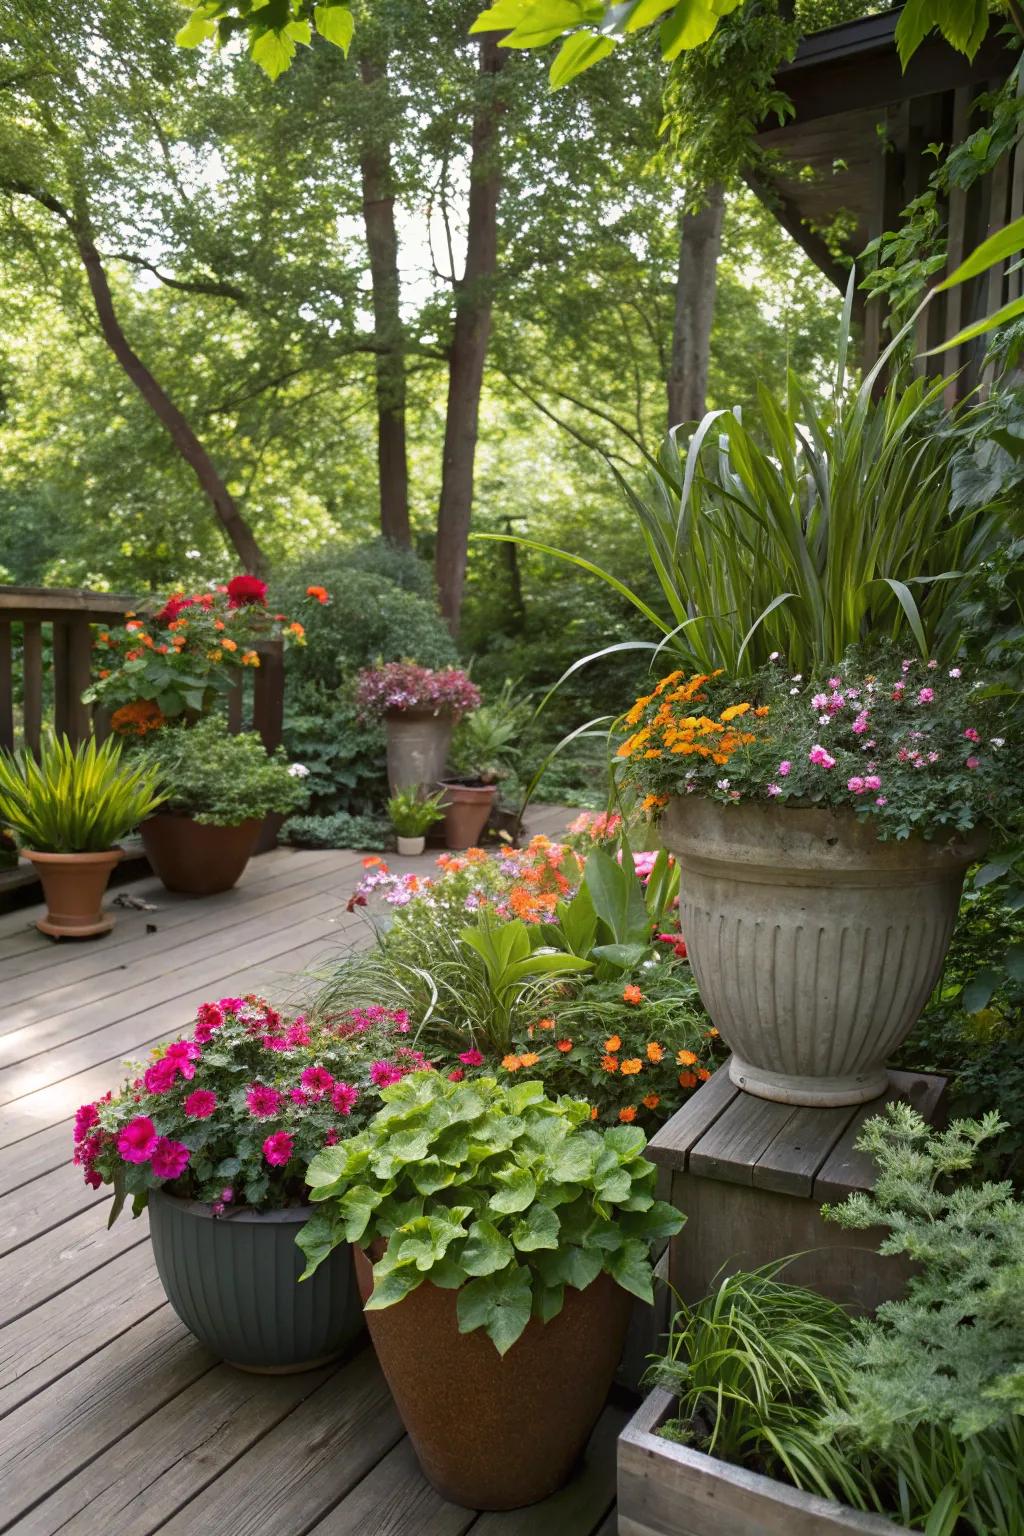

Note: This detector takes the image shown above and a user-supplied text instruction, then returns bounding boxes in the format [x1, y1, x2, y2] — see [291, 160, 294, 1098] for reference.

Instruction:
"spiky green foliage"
[0, 734, 165, 852]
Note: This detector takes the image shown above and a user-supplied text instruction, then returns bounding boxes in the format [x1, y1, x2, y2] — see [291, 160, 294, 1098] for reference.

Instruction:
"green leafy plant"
[387, 788, 447, 838]
[535, 844, 679, 976]
[458, 913, 591, 1053]
[0, 733, 165, 852]
[281, 810, 390, 851]
[448, 680, 530, 784]
[298, 1071, 684, 1354]
[134, 717, 308, 827]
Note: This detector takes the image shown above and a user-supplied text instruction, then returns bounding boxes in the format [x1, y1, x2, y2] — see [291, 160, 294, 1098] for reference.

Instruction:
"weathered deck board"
[0, 820, 616, 1536]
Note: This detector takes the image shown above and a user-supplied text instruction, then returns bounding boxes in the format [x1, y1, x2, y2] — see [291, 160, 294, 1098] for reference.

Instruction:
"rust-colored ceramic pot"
[24, 848, 124, 938]
[141, 814, 262, 896]
[354, 1246, 632, 1509]
[439, 781, 497, 851]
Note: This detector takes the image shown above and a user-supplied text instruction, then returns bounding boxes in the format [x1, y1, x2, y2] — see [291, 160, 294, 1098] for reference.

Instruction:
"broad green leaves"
[296, 1071, 685, 1353]
[172, 0, 353, 80]
[312, 4, 354, 52]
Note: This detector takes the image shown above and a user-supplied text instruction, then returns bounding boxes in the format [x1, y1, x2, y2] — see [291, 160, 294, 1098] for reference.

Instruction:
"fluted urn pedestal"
[661, 797, 984, 1106]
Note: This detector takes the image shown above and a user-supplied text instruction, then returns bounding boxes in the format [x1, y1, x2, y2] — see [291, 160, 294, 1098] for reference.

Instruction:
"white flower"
[716, 778, 730, 791]
[948, 667, 961, 678]
[789, 687, 799, 695]
[818, 715, 830, 726]
[288, 763, 310, 778]
[991, 737, 1005, 748]
[769, 651, 780, 661]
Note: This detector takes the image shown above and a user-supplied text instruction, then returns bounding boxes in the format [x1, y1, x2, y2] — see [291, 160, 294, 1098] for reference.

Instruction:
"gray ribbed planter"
[148, 1191, 363, 1373]
[662, 797, 985, 1107]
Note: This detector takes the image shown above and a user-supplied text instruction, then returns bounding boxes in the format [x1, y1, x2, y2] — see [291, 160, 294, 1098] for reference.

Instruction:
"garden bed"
[618, 1389, 902, 1536]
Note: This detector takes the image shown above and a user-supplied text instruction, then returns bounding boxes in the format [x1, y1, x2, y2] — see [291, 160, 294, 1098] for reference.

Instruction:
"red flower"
[154, 593, 193, 626]
[226, 574, 269, 609]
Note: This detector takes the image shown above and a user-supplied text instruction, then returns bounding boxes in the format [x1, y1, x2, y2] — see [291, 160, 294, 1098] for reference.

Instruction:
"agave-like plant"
[0, 733, 166, 853]
[481, 269, 1014, 678]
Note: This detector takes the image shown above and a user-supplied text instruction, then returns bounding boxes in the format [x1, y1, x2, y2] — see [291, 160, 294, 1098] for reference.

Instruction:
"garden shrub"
[282, 810, 391, 852]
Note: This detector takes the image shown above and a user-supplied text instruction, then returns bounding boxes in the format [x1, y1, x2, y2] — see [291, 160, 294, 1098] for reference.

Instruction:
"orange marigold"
[697, 1068, 711, 1081]
[677, 1048, 698, 1066]
[536, 1017, 555, 1031]
[678, 1071, 698, 1088]
[221, 637, 237, 652]
[623, 985, 644, 1005]
[618, 1106, 638, 1123]
[519, 1051, 540, 1068]
[590, 1105, 599, 1120]
[110, 699, 165, 737]
[555, 1039, 573, 1053]
[600, 1055, 619, 1074]
[620, 1058, 643, 1076]
[306, 585, 329, 604]
[604, 1034, 622, 1053]
[646, 1042, 664, 1063]
[642, 1093, 661, 1110]
[501, 1054, 522, 1071]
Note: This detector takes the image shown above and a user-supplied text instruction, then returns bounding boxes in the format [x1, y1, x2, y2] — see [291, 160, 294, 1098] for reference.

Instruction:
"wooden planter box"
[619, 1389, 905, 1536]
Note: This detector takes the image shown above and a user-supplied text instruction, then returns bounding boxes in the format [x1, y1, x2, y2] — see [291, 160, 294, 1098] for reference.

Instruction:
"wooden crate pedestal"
[645, 1058, 946, 1313]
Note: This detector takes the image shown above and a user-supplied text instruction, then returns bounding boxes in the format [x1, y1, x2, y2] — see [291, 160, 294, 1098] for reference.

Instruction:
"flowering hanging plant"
[83, 576, 324, 726]
[354, 661, 481, 721]
[74, 994, 435, 1218]
[618, 654, 1021, 840]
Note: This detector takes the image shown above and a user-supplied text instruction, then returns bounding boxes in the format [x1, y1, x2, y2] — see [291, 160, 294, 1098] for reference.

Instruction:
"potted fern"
[386, 787, 446, 856]
[0, 734, 165, 938]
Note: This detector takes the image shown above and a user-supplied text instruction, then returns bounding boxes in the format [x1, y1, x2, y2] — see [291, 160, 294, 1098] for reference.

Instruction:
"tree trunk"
[72, 209, 265, 574]
[435, 34, 506, 636]
[667, 184, 725, 429]
[359, 51, 411, 548]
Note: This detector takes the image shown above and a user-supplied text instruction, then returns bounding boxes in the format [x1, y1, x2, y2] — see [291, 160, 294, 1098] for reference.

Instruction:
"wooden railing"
[0, 585, 284, 755]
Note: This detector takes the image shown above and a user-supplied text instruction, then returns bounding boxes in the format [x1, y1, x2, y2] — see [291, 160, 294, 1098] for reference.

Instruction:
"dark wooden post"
[0, 624, 13, 753]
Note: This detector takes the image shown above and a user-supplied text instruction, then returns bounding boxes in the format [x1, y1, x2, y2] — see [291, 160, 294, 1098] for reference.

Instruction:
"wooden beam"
[744, 170, 855, 299]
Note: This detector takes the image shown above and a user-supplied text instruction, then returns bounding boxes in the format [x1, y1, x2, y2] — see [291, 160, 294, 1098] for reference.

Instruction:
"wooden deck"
[0, 810, 623, 1536]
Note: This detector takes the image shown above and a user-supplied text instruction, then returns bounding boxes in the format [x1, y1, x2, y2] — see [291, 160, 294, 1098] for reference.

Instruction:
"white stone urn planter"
[384, 709, 453, 798]
[661, 797, 985, 1107]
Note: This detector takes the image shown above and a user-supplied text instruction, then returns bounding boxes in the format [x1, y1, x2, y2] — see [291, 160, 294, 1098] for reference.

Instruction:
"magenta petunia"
[246, 1083, 283, 1118]
[263, 1131, 294, 1166]
[448, 1069, 465, 1082]
[74, 1102, 99, 1144]
[458, 1048, 485, 1067]
[151, 1138, 191, 1180]
[183, 1089, 217, 1120]
[300, 1065, 335, 1098]
[144, 1058, 180, 1094]
[117, 1116, 158, 1164]
[331, 1081, 359, 1115]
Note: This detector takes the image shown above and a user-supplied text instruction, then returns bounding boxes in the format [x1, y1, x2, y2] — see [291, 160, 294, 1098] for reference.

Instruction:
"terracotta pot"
[23, 848, 124, 939]
[354, 1247, 632, 1509]
[395, 834, 426, 856]
[149, 1192, 363, 1373]
[439, 780, 497, 850]
[384, 710, 453, 797]
[661, 796, 986, 1107]
[141, 814, 262, 896]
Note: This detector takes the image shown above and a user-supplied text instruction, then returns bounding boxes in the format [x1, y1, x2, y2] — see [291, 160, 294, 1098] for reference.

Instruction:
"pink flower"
[851, 711, 870, 735]
[183, 1090, 217, 1119]
[927, 659, 938, 669]
[766, 783, 782, 797]
[777, 760, 791, 777]
[901, 660, 912, 673]
[966, 756, 981, 770]
[221, 1186, 234, 1202]
[370, 1060, 403, 1088]
[246, 1084, 283, 1118]
[300, 1066, 335, 1099]
[290, 1088, 308, 1104]
[458, 1048, 485, 1067]
[117, 1116, 158, 1163]
[285, 1023, 311, 1048]
[325, 1129, 340, 1146]
[151, 1138, 191, 1180]
[193, 1002, 223, 1042]
[827, 677, 842, 690]
[875, 795, 888, 806]
[262, 1131, 294, 1166]
[448, 1069, 465, 1082]
[847, 776, 865, 794]
[964, 728, 980, 742]
[218, 997, 244, 1012]
[263, 1036, 289, 1052]
[917, 688, 934, 704]
[84, 1169, 103, 1190]
[143, 1058, 179, 1094]
[808, 745, 836, 769]
[211, 1201, 225, 1216]
[74, 1103, 99, 1143]
[811, 692, 829, 711]
[164, 1041, 200, 1080]
[949, 667, 962, 679]
[863, 775, 882, 791]
[331, 1082, 359, 1115]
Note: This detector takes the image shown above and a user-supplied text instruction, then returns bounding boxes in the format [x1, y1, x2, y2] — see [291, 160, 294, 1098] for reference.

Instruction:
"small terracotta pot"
[354, 1247, 632, 1509]
[24, 848, 124, 939]
[141, 814, 262, 896]
[439, 781, 497, 850]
